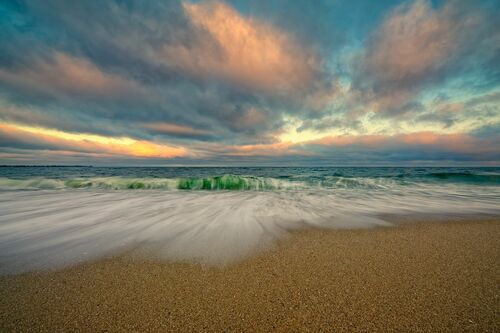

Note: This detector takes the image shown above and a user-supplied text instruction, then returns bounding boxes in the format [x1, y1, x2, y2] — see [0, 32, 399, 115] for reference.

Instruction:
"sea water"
[0, 166, 499, 273]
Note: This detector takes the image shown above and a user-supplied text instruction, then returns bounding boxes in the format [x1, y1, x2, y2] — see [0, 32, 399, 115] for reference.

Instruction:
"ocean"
[1, 166, 499, 273]
[1, 166, 500, 189]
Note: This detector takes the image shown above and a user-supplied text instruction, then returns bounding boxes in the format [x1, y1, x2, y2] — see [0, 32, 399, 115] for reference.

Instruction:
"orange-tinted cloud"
[0, 122, 187, 158]
[353, 0, 481, 114]
[195, 130, 493, 158]
[0, 52, 142, 97]
[364, 0, 477, 86]
[191, 140, 309, 157]
[225, 142, 295, 156]
[310, 134, 386, 147]
[308, 131, 488, 153]
[142, 122, 210, 136]
[163, 1, 316, 91]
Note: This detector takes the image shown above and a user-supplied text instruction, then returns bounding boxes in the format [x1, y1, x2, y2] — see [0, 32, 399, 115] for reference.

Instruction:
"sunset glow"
[0, 122, 187, 158]
[0, 0, 498, 165]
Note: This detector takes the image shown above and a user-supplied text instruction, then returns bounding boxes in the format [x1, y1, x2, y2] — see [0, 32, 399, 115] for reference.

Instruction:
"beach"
[1, 218, 498, 332]
[2, 0, 499, 329]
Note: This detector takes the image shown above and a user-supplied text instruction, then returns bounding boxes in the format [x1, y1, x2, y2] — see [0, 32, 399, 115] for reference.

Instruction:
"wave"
[0, 171, 498, 191]
[0, 175, 415, 190]
[0, 175, 306, 191]
[1, 185, 499, 274]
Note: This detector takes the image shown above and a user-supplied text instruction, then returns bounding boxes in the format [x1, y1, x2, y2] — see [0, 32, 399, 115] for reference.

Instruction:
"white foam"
[0, 185, 499, 274]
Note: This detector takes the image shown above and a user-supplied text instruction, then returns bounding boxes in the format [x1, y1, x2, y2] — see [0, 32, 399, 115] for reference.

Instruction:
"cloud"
[352, 0, 490, 115]
[0, 52, 143, 98]
[472, 123, 500, 139]
[0, 0, 320, 142]
[364, 0, 467, 87]
[224, 142, 301, 157]
[193, 130, 499, 161]
[141, 122, 211, 138]
[415, 90, 500, 129]
[0, 122, 187, 159]
[0, 0, 498, 165]
[163, 1, 317, 91]
[305, 131, 499, 156]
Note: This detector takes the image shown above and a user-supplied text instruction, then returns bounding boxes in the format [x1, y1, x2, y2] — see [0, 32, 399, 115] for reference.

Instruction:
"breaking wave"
[0, 175, 305, 191]
[1, 172, 498, 191]
[0, 167, 499, 274]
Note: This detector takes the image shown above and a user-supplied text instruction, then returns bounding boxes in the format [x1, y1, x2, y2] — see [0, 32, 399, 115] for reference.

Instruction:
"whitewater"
[0, 167, 499, 274]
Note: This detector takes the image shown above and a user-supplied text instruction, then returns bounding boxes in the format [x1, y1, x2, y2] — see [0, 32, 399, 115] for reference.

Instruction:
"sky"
[0, 0, 499, 166]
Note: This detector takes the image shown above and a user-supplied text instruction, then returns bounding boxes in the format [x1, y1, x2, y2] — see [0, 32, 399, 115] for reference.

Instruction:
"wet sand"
[1, 219, 499, 332]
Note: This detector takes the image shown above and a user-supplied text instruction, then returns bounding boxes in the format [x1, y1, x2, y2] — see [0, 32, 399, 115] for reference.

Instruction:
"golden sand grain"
[1, 219, 499, 332]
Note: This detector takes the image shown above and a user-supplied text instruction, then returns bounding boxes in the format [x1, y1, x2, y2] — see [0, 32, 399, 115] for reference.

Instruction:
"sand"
[1, 219, 499, 332]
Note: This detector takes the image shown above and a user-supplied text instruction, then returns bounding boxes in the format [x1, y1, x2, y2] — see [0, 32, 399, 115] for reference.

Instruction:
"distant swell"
[425, 172, 500, 184]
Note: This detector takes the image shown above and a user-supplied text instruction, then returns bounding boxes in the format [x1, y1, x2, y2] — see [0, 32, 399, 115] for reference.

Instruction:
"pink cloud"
[307, 131, 494, 154]
[163, 1, 317, 91]
[0, 52, 142, 97]
[142, 122, 210, 136]
[364, 0, 478, 86]
[225, 142, 295, 156]
[354, 0, 481, 114]
[190, 140, 311, 157]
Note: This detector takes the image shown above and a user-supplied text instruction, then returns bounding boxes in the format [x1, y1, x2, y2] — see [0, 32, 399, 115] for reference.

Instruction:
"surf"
[1, 184, 499, 274]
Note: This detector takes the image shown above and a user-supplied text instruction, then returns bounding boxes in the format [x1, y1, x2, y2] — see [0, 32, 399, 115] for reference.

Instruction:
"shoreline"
[1, 218, 499, 332]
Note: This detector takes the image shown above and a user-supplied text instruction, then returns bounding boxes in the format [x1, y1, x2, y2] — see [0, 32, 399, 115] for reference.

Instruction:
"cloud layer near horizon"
[0, 0, 499, 165]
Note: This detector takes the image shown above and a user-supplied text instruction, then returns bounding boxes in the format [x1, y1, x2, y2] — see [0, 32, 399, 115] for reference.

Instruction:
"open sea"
[1, 166, 499, 273]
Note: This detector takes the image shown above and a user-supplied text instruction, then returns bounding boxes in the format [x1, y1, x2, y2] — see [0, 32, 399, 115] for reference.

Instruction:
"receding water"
[0, 166, 499, 273]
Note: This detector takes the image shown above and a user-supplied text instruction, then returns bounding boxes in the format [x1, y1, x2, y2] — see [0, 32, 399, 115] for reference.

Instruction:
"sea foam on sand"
[0, 185, 499, 273]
